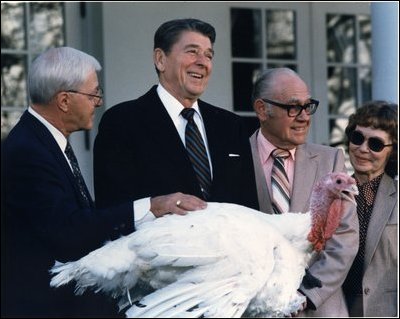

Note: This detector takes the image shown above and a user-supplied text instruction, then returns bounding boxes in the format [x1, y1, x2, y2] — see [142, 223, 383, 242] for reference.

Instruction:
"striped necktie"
[65, 142, 92, 207]
[181, 108, 211, 200]
[271, 148, 291, 214]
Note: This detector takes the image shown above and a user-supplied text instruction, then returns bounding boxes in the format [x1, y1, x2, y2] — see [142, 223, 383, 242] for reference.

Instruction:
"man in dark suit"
[1, 46, 206, 317]
[94, 18, 258, 212]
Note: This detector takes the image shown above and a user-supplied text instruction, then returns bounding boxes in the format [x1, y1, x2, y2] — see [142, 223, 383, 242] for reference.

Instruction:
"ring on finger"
[176, 200, 182, 207]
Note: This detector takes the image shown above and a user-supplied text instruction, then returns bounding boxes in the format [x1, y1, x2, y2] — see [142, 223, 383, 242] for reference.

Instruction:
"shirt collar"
[257, 129, 296, 164]
[157, 83, 201, 121]
[28, 106, 68, 152]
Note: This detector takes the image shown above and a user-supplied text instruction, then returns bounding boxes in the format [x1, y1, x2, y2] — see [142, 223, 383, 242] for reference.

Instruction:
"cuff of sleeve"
[134, 197, 155, 226]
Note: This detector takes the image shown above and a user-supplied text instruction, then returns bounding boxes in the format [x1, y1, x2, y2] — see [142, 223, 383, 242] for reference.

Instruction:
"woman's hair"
[28, 46, 101, 105]
[345, 100, 398, 178]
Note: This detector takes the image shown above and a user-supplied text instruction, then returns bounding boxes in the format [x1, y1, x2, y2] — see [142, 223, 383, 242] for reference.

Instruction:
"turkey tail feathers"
[126, 278, 246, 318]
[49, 236, 140, 297]
[49, 261, 77, 289]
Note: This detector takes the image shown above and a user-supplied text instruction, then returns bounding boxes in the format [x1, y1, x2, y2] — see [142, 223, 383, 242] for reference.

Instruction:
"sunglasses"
[349, 130, 393, 152]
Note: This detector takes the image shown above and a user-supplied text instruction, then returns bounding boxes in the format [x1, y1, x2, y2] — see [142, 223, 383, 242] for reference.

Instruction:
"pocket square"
[228, 153, 240, 157]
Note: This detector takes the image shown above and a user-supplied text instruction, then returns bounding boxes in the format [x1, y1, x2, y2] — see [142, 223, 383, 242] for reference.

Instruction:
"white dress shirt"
[157, 83, 213, 177]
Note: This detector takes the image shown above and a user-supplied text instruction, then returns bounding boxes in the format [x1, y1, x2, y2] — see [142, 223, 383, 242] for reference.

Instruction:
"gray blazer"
[358, 173, 397, 317]
[250, 130, 359, 317]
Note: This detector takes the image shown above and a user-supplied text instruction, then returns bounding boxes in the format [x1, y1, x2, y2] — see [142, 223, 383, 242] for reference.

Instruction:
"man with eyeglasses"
[1, 46, 206, 317]
[249, 68, 359, 317]
[67, 87, 104, 106]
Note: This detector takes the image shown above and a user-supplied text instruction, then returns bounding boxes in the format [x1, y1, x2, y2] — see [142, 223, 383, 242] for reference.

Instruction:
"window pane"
[360, 66, 372, 103]
[1, 54, 27, 107]
[329, 118, 352, 174]
[231, 8, 262, 58]
[29, 2, 64, 53]
[329, 118, 348, 147]
[1, 110, 24, 140]
[329, 118, 353, 175]
[232, 62, 262, 112]
[266, 10, 296, 59]
[358, 15, 371, 64]
[1, 2, 26, 50]
[327, 66, 357, 115]
[327, 14, 356, 63]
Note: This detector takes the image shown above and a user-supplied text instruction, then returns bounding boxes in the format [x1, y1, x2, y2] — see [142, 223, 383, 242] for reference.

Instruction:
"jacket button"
[364, 287, 370, 295]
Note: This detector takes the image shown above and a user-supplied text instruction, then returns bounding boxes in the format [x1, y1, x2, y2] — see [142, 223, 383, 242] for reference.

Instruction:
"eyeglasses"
[349, 130, 393, 152]
[67, 87, 103, 104]
[261, 98, 319, 117]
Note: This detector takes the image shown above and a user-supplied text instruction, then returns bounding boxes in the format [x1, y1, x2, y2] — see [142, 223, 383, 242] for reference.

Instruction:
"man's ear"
[153, 48, 166, 73]
[56, 92, 69, 113]
[254, 99, 268, 121]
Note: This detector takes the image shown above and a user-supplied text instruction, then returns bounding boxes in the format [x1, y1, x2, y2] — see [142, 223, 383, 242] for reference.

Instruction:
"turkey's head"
[307, 172, 358, 252]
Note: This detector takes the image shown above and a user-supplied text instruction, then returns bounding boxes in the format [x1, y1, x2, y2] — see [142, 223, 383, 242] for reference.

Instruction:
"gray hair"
[28, 47, 101, 104]
[251, 68, 299, 105]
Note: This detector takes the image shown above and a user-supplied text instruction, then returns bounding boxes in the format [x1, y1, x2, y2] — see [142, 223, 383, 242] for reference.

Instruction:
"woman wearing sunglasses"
[342, 100, 398, 317]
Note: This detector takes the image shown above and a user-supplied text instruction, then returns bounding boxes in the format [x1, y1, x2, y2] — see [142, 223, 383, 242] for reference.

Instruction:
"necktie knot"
[271, 148, 290, 160]
[181, 108, 196, 121]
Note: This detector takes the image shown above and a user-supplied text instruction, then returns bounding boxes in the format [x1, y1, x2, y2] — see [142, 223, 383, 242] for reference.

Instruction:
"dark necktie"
[271, 148, 291, 214]
[181, 108, 212, 200]
[64, 142, 92, 207]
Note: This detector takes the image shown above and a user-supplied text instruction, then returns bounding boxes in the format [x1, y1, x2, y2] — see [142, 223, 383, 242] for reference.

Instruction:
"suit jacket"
[250, 129, 359, 317]
[93, 85, 258, 210]
[1, 111, 134, 317]
[347, 173, 397, 316]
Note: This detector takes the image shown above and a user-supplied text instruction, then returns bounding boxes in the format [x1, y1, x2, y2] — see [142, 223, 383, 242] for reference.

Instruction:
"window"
[326, 14, 372, 149]
[230, 8, 297, 114]
[1, 2, 65, 140]
[230, 4, 371, 152]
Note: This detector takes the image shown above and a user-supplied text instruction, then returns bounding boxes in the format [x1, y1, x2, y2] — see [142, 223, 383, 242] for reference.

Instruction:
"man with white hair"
[1, 46, 206, 317]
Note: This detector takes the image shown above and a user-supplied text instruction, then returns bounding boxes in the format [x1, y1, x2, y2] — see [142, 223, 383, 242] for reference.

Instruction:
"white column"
[371, 2, 398, 103]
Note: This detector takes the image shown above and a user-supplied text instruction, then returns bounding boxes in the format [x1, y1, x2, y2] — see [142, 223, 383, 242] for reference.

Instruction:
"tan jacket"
[250, 129, 359, 317]
[355, 173, 397, 317]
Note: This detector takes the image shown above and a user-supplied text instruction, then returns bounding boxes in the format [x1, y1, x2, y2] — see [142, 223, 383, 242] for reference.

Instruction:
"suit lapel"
[144, 88, 201, 188]
[198, 101, 218, 156]
[24, 111, 94, 207]
[249, 134, 320, 214]
[291, 144, 319, 212]
[250, 130, 272, 213]
[364, 174, 397, 268]
[197, 102, 222, 196]
[24, 111, 72, 174]
[145, 89, 191, 163]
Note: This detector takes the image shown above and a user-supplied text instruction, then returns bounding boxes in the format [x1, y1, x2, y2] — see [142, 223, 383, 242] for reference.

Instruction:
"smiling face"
[154, 31, 213, 107]
[349, 125, 393, 182]
[258, 73, 312, 149]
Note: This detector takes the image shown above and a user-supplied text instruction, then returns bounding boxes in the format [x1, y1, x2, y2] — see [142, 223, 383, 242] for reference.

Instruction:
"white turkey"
[50, 172, 358, 317]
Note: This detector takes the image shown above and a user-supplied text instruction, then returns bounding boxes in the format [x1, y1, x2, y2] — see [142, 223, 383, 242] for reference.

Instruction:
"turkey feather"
[50, 172, 358, 317]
